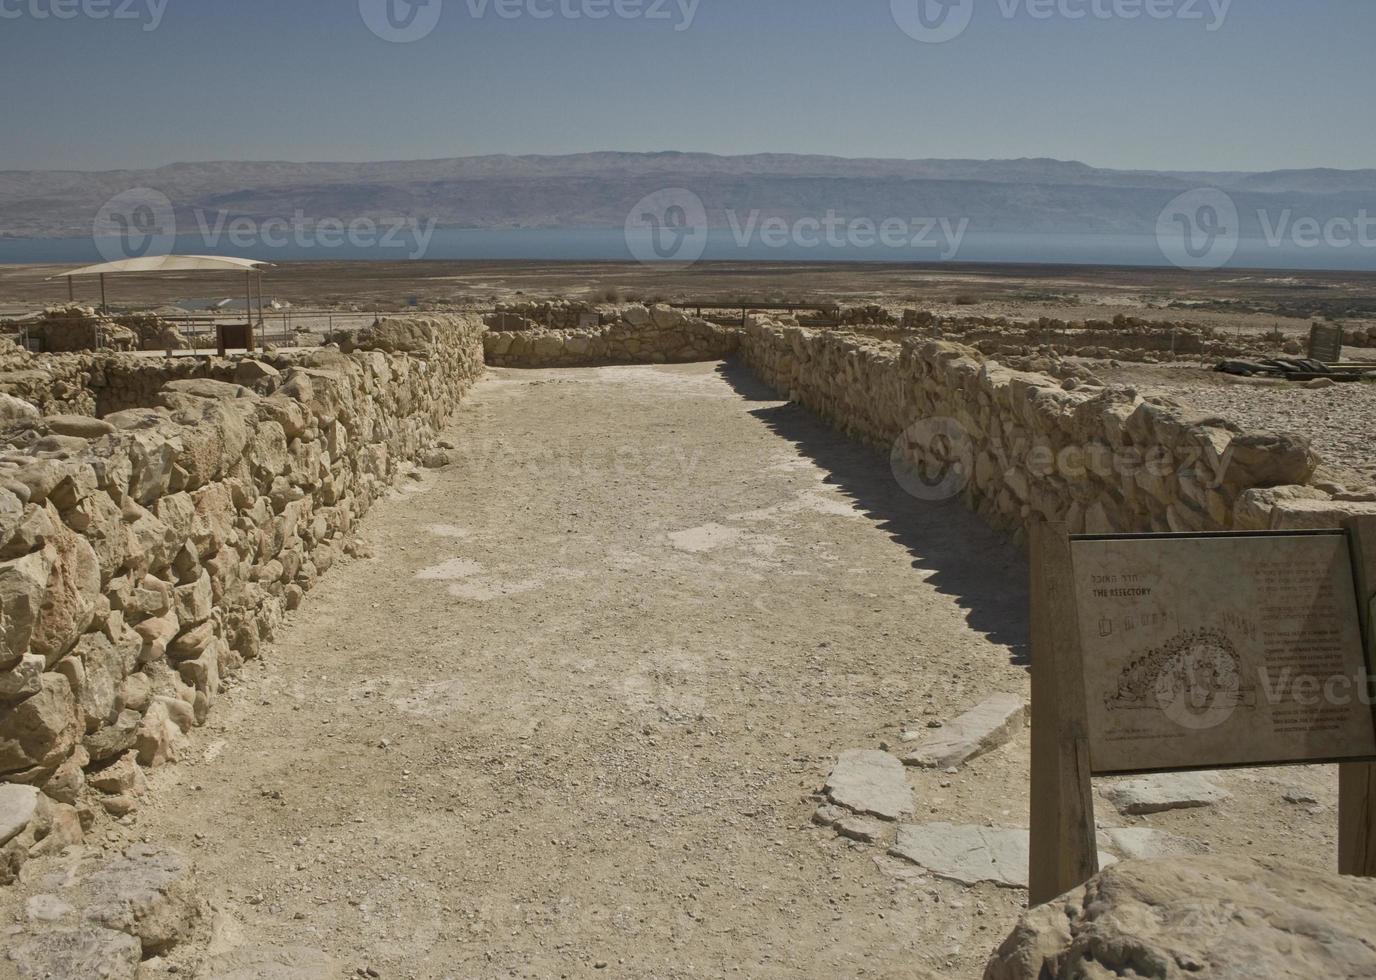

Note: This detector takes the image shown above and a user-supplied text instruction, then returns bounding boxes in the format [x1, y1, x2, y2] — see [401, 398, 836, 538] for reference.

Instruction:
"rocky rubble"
[985, 855, 1376, 979]
[0, 315, 484, 875]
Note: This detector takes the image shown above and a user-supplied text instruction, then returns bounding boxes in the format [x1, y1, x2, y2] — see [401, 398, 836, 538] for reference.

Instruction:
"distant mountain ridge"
[2, 152, 1374, 240]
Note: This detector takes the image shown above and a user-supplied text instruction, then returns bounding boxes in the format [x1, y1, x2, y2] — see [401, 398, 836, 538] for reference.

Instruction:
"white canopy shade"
[50, 255, 273, 279]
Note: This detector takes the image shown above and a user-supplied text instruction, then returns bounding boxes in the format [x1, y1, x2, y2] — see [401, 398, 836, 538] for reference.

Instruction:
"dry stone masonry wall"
[1, 306, 190, 354]
[738, 319, 1376, 543]
[0, 315, 483, 880]
[485, 304, 739, 367]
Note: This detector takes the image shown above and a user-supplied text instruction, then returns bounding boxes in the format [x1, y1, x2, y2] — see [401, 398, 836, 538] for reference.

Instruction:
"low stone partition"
[487, 299, 603, 332]
[0, 342, 237, 420]
[485, 305, 739, 367]
[0, 315, 483, 880]
[1, 306, 190, 354]
[739, 319, 1376, 542]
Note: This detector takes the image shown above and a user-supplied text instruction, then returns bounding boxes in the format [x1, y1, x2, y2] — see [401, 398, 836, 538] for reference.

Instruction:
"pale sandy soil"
[0, 362, 1337, 980]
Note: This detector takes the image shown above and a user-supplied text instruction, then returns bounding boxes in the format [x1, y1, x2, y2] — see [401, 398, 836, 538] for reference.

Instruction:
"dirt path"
[108, 361, 1033, 979]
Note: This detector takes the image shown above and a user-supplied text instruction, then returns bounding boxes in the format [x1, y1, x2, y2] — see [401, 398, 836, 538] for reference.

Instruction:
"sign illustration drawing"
[1104, 627, 1256, 729]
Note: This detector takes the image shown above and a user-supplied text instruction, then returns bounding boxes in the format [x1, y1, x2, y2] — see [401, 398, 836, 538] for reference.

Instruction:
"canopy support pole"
[246, 272, 254, 352]
[99, 273, 107, 314]
[67, 276, 74, 303]
[256, 273, 266, 350]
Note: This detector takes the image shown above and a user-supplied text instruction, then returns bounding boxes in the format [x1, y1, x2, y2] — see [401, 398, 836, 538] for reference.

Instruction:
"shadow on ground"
[716, 359, 1030, 665]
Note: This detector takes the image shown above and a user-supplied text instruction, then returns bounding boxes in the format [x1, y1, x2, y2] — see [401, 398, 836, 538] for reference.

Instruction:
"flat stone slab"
[835, 815, 888, 844]
[890, 823, 1114, 889]
[0, 783, 40, 847]
[903, 693, 1025, 768]
[78, 844, 200, 954]
[890, 823, 1032, 888]
[824, 750, 913, 821]
[1097, 827, 1209, 861]
[1103, 773, 1231, 816]
[7, 925, 142, 980]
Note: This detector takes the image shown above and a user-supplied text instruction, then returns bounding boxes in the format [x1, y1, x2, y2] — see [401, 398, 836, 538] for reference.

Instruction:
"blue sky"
[1, 0, 1371, 173]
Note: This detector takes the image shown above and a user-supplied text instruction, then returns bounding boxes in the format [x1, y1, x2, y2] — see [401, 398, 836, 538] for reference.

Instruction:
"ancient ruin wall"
[738, 320, 1376, 542]
[0, 316, 484, 877]
[485, 306, 739, 367]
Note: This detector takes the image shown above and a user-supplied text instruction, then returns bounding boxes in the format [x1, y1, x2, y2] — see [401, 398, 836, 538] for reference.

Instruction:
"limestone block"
[0, 673, 79, 777]
[985, 856, 1376, 980]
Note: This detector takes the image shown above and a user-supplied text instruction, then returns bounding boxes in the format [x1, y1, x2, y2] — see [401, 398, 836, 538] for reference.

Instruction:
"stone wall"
[0, 315, 484, 880]
[488, 300, 605, 332]
[880, 313, 1308, 363]
[738, 319, 1376, 543]
[485, 305, 739, 367]
[0, 306, 189, 354]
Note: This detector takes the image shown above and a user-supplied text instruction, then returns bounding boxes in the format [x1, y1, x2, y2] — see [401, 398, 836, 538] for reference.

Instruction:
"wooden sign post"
[1029, 517, 1376, 906]
[1309, 322, 1345, 364]
[1341, 516, 1376, 875]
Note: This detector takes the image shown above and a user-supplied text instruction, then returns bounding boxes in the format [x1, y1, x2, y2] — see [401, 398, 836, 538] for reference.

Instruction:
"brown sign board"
[1310, 322, 1345, 363]
[1071, 531, 1375, 775]
[1029, 520, 1376, 905]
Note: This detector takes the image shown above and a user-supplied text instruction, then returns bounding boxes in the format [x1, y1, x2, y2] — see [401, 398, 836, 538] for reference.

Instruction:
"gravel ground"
[1090, 362, 1376, 486]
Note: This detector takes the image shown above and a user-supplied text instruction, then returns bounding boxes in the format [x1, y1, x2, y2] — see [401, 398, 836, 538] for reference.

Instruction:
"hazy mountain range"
[2, 152, 1374, 240]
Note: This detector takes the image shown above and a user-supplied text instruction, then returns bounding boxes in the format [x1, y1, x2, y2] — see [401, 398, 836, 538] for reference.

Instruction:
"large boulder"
[1220, 431, 1320, 493]
[0, 392, 41, 426]
[343, 318, 438, 354]
[985, 856, 1376, 979]
[28, 514, 101, 665]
